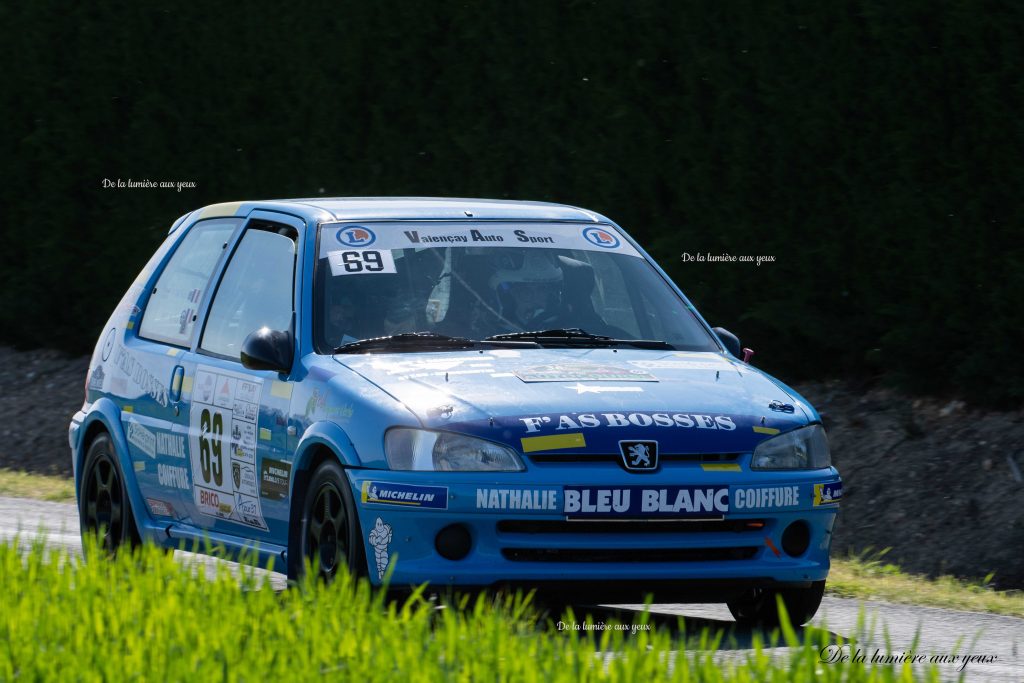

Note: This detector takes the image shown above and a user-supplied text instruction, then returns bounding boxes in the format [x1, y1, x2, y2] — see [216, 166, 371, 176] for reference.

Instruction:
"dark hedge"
[1, 1, 1021, 405]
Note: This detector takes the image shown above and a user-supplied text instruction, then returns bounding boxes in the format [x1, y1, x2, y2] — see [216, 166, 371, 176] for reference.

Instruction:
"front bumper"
[347, 466, 841, 594]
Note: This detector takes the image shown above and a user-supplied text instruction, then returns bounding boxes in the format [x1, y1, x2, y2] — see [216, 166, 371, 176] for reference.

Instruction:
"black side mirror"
[712, 327, 741, 358]
[241, 327, 293, 374]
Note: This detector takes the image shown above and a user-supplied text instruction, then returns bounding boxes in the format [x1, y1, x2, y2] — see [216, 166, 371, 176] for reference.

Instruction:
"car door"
[180, 212, 303, 545]
[127, 217, 241, 522]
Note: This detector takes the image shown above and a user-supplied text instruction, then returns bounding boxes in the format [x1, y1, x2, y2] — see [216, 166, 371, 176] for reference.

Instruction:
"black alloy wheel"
[295, 459, 366, 582]
[79, 433, 139, 555]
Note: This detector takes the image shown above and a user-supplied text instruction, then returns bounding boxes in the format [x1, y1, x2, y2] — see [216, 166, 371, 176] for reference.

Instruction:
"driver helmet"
[488, 251, 563, 325]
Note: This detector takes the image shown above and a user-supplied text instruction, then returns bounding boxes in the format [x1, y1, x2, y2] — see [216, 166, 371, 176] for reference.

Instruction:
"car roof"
[191, 197, 609, 224]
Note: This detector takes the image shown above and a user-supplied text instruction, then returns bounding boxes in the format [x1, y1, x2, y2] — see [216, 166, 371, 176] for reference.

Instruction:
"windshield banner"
[319, 222, 642, 258]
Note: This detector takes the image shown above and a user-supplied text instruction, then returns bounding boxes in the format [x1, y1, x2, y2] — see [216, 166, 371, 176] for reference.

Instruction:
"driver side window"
[200, 224, 296, 361]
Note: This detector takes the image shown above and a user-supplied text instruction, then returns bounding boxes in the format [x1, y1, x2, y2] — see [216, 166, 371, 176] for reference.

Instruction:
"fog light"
[781, 521, 811, 557]
[435, 524, 472, 560]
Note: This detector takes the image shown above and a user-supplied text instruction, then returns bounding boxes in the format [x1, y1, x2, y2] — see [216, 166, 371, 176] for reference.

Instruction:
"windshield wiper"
[484, 328, 675, 350]
[334, 332, 477, 354]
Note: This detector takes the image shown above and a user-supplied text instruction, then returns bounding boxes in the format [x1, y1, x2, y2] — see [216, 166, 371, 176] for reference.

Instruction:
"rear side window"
[139, 219, 239, 347]
[200, 226, 296, 360]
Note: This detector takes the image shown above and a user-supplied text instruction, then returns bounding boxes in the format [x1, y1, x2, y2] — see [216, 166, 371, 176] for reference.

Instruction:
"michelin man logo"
[368, 517, 393, 579]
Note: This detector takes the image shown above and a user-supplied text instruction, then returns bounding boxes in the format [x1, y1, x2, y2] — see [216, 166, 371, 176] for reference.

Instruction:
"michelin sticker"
[563, 485, 729, 519]
[362, 482, 448, 509]
[368, 517, 393, 580]
[189, 365, 267, 530]
[813, 482, 843, 506]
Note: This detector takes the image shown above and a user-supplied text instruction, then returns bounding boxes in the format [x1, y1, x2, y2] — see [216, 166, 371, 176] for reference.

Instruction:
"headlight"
[385, 429, 525, 472]
[751, 424, 831, 470]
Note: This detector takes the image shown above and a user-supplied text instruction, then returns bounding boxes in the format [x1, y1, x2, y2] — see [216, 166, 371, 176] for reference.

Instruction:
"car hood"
[332, 348, 812, 454]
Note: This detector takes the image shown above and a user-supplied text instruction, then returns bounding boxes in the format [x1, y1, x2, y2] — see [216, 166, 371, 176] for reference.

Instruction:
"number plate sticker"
[327, 249, 397, 276]
[189, 366, 268, 530]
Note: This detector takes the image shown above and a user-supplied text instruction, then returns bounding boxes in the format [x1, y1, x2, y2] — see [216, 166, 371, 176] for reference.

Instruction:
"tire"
[79, 433, 140, 556]
[289, 459, 366, 582]
[727, 580, 825, 627]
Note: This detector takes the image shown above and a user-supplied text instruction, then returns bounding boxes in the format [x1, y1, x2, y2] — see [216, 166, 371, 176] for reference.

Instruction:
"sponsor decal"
[88, 365, 105, 392]
[114, 347, 169, 407]
[260, 459, 291, 500]
[619, 440, 658, 471]
[319, 223, 644, 258]
[146, 498, 175, 518]
[732, 485, 800, 510]
[813, 482, 843, 506]
[475, 487, 559, 511]
[189, 366, 267, 529]
[368, 517, 393, 580]
[336, 225, 376, 247]
[157, 463, 190, 491]
[126, 421, 157, 459]
[753, 425, 781, 435]
[303, 389, 354, 420]
[582, 226, 621, 248]
[101, 328, 115, 362]
[156, 432, 186, 458]
[337, 225, 378, 246]
[516, 364, 657, 383]
[563, 485, 730, 519]
[362, 481, 448, 509]
[518, 412, 738, 434]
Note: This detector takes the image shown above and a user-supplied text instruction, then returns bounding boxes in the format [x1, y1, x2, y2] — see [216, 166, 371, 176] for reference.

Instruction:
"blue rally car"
[70, 197, 841, 625]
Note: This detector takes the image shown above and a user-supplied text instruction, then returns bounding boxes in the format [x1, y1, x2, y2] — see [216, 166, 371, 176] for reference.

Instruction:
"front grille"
[527, 452, 740, 464]
[497, 519, 764, 534]
[501, 546, 760, 563]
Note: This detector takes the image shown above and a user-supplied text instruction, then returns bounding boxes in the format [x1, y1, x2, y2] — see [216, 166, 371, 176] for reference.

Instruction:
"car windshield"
[314, 222, 719, 353]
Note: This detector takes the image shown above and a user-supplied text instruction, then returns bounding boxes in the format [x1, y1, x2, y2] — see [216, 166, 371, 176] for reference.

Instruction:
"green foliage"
[0, 2, 1020, 404]
[0, 538, 941, 681]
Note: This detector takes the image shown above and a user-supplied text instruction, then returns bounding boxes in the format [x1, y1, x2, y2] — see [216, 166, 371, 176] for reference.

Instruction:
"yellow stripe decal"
[520, 432, 586, 453]
[753, 426, 780, 435]
[181, 376, 193, 394]
[701, 463, 742, 472]
[123, 405, 133, 413]
[166, 348, 182, 357]
[271, 381, 293, 399]
[126, 320, 135, 330]
[259, 427, 272, 441]
[134, 461, 146, 472]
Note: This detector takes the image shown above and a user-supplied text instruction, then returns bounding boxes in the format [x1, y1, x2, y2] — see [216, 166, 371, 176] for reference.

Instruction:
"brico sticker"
[189, 366, 267, 530]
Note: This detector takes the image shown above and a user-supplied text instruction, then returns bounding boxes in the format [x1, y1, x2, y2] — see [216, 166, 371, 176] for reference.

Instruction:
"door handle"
[169, 365, 185, 403]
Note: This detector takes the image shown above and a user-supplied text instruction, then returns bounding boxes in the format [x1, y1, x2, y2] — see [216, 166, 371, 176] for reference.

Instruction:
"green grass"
[0, 539, 943, 682]
[0, 469, 74, 502]
[829, 548, 1024, 619]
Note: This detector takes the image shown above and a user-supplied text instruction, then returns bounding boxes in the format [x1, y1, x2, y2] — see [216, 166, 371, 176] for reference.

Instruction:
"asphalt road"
[2, 496, 1021, 682]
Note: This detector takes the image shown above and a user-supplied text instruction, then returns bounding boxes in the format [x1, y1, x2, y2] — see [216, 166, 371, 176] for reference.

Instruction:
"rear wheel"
[79, 433, 140, 555]
[290, 459, 366, 582]
[727, 581, 825, 627]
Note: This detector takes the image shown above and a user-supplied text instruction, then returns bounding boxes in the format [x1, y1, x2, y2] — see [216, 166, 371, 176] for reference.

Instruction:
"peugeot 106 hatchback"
[70, 197, 841, 625]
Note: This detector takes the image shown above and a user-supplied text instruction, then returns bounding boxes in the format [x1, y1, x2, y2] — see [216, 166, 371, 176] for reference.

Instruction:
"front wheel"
[79, 433, 140, 555]
[727, 580, 825, 627]
[290, 459, 366, 582]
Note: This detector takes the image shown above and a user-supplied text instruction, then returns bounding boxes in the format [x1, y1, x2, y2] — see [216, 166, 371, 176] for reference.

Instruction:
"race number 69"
[328, 250, 396, 276]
